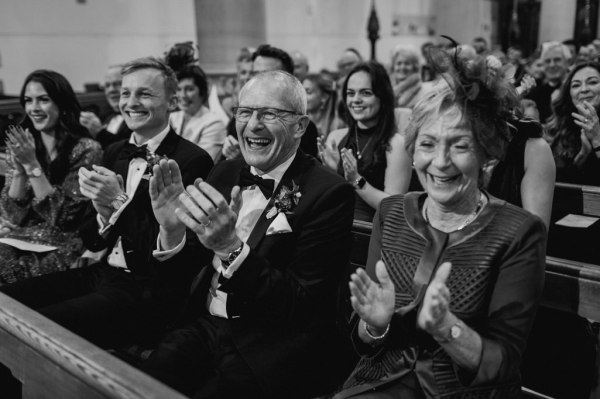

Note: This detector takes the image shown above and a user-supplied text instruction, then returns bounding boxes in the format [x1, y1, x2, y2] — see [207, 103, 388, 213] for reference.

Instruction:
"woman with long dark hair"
[0, 69, 102, 284]
[319, 61, 412, 221]
[545, 61, 600, 185]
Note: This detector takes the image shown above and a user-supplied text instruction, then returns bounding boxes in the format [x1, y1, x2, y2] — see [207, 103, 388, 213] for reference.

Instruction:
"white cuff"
[220, 243, 250, 279]
[97, 213, 112, 236]
[153, 233, 186, 261]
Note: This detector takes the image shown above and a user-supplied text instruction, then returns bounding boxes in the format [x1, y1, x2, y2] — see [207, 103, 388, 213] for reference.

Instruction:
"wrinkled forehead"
[420, 104, 467, 133]
[239, 76, 292, 109]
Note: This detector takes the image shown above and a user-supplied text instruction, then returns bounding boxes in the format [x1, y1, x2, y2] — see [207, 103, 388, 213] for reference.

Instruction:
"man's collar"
[129, 125, 170, 153]
[250, 152, 296, 184]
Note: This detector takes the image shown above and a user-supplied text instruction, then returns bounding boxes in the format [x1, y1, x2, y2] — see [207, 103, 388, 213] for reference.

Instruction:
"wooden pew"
[0, 292, 186, 399]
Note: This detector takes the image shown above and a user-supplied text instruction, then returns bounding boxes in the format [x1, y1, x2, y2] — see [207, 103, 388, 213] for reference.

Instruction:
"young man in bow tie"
[0, 57, 213, 349]
[145, 70, 355, 398]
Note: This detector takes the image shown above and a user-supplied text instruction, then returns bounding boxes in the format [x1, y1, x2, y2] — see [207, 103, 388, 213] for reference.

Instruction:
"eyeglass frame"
[232, 106, 305, 123]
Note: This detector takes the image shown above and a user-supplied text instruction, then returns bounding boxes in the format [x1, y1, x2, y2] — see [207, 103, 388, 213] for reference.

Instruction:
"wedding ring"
[202, 218, 212, 227]
[585, 118, 589, 123]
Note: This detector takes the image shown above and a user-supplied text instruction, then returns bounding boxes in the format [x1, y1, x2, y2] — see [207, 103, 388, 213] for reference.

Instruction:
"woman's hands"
[573, 101, 600, 159]
[349, 261, 395, 333]
[317, 136, 340, 170]
[5, 125, 39, 171]
[341, 148, 360, 183]
[417, 262, 454, 337]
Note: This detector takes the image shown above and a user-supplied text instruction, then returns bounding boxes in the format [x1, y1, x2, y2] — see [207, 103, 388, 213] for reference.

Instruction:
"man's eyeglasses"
[232, 107, 303, 123]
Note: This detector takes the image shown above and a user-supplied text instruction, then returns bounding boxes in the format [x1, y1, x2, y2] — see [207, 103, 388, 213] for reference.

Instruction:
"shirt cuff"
[97, 213, 112, 236]
[220, 243, 250, 279]
[153, 233, 187, 261]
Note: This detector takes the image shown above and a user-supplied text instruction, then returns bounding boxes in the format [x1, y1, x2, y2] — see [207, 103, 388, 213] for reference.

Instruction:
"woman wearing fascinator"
[318, 61, 413, 222]
[335, 51, 546, 398]
[164, 42, 227, 162]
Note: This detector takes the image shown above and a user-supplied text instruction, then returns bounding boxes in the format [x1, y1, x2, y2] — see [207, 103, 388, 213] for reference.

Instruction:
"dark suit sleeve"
[219, 180, 355, 323]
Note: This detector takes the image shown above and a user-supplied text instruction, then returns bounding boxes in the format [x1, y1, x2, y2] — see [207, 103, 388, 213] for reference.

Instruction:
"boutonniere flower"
[266, 180, 301, 219]
[144, 149, 168, 176]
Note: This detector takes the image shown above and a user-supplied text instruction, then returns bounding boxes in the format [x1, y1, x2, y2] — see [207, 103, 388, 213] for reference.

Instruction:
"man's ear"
[293, 115, 310, 139]
[167, 95, 179, 112]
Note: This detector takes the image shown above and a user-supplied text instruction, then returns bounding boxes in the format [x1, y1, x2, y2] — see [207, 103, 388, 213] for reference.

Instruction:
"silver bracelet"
[363, 320, 390, 341]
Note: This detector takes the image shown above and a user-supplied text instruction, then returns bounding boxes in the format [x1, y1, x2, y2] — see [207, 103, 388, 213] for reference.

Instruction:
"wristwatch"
[111, 193, 129, 210]
[434, 320, 464, 344]
[26, 167, 42, 178]
[354, 176, 366, 190]
[220, 243, 244, 268]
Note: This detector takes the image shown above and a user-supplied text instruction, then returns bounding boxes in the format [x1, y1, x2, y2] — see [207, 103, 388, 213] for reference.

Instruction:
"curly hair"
[341, 61, 397, 170]
[546, 61, 600, 163]
[19, 69, 90, 184]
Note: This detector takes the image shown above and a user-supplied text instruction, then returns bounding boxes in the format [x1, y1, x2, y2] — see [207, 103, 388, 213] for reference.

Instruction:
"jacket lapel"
[245, 151, 306, 250]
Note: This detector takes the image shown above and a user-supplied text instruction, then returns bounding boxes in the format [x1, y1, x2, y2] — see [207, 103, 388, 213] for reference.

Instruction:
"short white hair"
[240, 70, 307, 114]
[541, 41, 571, 61]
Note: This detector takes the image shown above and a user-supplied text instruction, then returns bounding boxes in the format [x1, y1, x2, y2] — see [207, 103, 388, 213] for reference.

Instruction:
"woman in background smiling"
[319, 61, 412, 221]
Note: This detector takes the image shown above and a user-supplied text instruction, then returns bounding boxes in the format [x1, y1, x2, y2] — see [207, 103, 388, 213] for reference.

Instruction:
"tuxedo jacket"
[80, 129, 213, 294]
[95, 112, 133, 149]
[167, 150, 355, 396]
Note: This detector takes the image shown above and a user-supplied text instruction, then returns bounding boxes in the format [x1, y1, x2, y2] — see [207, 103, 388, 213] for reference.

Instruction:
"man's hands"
[78, 165, 124, 222]
[176, 180, 243, 257]
[349, 261, 395, 334]
[79, 111, 103, 137]
[150, 158, 243, 255]
[150, 159, 187, 237]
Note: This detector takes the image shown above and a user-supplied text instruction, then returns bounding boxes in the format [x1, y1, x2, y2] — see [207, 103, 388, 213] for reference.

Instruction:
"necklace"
[354, 125, 374, 160]
[424, 192, 485, 232]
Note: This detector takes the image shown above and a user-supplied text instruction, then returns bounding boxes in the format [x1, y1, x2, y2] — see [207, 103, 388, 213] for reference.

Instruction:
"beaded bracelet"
[363, 320, 390, 341]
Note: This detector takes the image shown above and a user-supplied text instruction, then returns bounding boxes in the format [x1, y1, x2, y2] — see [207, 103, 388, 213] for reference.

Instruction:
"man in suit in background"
[222, 44, 319, 161]
[0, 57, 213, 349]
[145, 70, 354, 398]
[80, 64, 132, 148]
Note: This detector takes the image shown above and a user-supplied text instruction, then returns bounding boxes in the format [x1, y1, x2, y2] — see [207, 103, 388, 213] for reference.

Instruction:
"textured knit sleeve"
[0, 156, 34, 226]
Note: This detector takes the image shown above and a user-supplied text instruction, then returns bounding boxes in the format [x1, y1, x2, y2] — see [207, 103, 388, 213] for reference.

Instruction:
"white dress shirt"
[154, 153, 296, 318]
[98, 126, 170, 269]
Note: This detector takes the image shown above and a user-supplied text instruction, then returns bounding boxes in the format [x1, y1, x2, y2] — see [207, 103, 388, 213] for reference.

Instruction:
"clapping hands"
[417, 262, 453, 337]
[349, 261, 395, 333]
[5, 125, 38, 172]
[150, 158, 243, 255]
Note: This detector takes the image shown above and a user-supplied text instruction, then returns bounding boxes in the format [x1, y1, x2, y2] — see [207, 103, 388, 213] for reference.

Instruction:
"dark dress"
[0, 138, 102, 284]
[336, 193, 546, 399]
[336, 125, 386, 222]
[488, 120, 597, 399]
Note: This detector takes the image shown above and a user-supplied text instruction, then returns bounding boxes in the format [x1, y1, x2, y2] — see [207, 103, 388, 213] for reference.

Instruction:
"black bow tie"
[119, 143, 148, 161]
[239, 166, 275, 198]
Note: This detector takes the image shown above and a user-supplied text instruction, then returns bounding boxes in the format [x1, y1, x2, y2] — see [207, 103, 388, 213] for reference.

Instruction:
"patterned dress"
[0, 138, 102, 284]
[338, 192, 546, 398]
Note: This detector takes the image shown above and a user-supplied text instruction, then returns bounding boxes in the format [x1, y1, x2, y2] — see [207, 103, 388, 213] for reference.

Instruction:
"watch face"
[450, 324, 462, 339]
[31, 167, 42, 177]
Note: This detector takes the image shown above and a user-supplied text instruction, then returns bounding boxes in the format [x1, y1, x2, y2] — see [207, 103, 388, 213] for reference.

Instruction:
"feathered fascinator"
[164, 41, 199, 73]
[426, 36, 521, 160]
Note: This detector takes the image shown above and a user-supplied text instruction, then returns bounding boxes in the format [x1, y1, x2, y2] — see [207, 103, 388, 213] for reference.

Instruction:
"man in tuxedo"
[222, 44, 319, 160]
[145, 70, 355, 398]
[0, 57, 213, 349]
[80, 64, 132, 148]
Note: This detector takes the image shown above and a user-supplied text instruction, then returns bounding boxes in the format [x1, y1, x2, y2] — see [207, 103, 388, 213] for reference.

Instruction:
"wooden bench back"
[0, 292, 186, 399]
